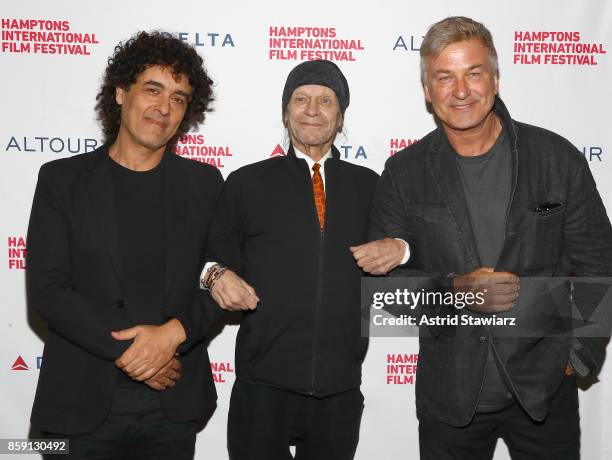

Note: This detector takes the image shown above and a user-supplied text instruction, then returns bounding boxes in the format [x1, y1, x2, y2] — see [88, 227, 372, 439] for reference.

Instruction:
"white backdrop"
[2, 0, 611, 458]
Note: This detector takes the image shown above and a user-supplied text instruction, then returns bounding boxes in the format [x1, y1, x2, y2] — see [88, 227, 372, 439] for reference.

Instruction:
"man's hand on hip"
[453, 267, 519, 313]
[111, 318, 186, 381]
[350, 238, 406, 275]
[210, 269, 259, 311]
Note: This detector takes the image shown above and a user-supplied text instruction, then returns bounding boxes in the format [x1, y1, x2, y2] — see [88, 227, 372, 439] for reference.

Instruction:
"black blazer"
[27, 144, 224, 435]
[370, 97, 612, 426]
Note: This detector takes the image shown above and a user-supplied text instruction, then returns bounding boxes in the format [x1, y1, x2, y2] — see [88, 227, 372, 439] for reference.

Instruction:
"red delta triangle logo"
[11, 355, 29, 371]
[270, 144, 286, 157]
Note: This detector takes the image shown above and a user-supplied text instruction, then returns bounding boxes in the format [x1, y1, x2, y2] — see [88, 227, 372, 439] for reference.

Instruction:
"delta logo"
[1, 18, 100, 56]
[11, 355, 29, 371]
[390, 138, 420, 157]
[513, 31, 606, 66]
[339, 144, 367, 160]
[268, 144, 367, 160]
[386, 353, 418, 385]
[268, 26, 365, 62]
[270, 144, 286, 157]
[211, 361, 234, 383]
[160, 31, 234, 48]
[173, 134, 234, 168]
[10, 355, 42, 371]
[5, 136, 100, 154]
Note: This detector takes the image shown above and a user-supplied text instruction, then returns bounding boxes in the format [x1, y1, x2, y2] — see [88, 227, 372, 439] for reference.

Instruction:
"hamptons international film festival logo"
[10, 355, 42, 371]
[1, 18, 99, 55]
[174, 134, 234, 168]
[386, 353, 418, 385]
[389, 138, 420, 157]
[7, 236, 26, 270]
[513, 31, 606, 65]
[268, 26, 364, 61]
[210, 360, 234, 383]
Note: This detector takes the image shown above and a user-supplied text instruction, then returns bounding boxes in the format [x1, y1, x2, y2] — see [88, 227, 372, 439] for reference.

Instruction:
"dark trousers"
[228, 379, 364, 460]
[418, 375, 580, 460]
[43, 387, 197, 460]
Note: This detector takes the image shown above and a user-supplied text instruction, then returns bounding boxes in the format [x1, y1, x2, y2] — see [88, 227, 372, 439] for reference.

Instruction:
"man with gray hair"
[204, 60, 401, 459]
[365, 16, 612, 459]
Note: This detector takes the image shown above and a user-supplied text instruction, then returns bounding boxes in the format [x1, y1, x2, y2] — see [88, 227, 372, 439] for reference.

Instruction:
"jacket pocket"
[411, 202, 452, 223]
[521, 205, 565, 271]
[409, 203, 459, 268]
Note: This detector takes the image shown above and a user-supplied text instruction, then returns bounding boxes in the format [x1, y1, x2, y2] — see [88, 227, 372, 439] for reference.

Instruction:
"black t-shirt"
[454, 128, 515, 412]
[109, 155, 166, 388]
[455, 128, 510, 267]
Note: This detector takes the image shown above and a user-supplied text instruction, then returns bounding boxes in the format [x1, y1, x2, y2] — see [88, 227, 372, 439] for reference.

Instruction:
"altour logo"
[392, 34, 423, 52]
[582, 145, 604, 162]
[268, 26, 364, 61]
[390, 138, 420, 157]
[513, 31, 606, 65]
[386, 353, 418, 385]
[5, 136, 100, 154]
[11, 355, 29, 371]
[1, 18, 100, 56]
[173, 134, 233, 168]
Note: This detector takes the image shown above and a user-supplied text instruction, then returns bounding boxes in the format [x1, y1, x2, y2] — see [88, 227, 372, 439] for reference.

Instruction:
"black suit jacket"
[370, 97, 612, 425]
[27, 144, 224, 434]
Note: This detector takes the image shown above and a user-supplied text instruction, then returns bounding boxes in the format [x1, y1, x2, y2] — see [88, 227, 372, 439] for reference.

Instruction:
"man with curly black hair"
[27, 31, 225, 459]
[96, 31, 214, 148]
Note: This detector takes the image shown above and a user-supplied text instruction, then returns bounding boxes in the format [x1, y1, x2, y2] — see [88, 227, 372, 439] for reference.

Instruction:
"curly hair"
[95, 31, 214, 145]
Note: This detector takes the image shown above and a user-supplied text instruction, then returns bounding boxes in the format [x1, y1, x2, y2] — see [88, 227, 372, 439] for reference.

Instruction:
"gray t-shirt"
[455, 127, 514, 412]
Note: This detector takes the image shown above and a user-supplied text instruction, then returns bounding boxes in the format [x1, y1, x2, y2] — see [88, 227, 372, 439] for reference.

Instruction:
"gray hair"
[420, 16, 498, 84]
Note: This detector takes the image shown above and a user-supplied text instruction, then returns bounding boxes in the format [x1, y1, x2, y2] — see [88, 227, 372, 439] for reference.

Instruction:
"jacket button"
[116, 299, 125, 309]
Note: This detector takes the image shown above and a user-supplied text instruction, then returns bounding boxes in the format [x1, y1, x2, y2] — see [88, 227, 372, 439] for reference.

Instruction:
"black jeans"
[418, 375, 580, 460]
[228, 379, 364, 460]
[43, 387, 197, 460]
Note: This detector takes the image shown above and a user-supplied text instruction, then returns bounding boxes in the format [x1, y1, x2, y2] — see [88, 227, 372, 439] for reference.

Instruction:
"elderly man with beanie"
[203, 60, 404, 459]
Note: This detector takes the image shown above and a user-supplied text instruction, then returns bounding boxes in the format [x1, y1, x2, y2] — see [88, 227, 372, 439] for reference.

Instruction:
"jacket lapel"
[86, 145, 125, 288]
[493, 98, 532, 270]
[287, 143, 343, 232]
[425, 132, 481, 269]
[323, 145, 345, 231]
